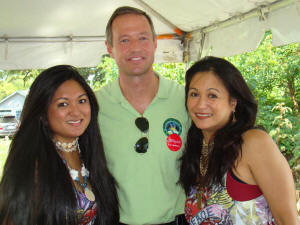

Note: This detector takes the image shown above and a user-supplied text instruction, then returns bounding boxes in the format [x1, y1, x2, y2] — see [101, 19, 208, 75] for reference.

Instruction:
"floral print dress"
[185, 171, 276, 225]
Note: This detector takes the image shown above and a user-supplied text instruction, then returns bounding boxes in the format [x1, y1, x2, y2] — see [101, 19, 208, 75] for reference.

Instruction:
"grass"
[0, 138, 10, 178]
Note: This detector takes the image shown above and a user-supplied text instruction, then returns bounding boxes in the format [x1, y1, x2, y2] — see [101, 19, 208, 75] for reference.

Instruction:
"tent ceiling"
[0, 0, 299, 70]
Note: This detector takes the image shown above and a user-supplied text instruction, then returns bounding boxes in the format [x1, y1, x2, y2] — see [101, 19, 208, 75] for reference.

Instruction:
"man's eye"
[120, 39, 129, 43]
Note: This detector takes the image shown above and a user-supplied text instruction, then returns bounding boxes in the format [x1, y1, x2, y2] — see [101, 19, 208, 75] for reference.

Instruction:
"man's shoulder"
[95, 79, 117, 96]
[159, 76, 184, 92]
[160, 75, 182, 85]
[95, 79, 120, 105]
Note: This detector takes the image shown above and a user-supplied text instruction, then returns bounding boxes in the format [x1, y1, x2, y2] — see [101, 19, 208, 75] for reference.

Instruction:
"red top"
[226, 170, 262, 201]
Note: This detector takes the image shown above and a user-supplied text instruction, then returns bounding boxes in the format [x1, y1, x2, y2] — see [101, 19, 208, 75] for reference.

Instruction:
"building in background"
[0, 90, 28, 119]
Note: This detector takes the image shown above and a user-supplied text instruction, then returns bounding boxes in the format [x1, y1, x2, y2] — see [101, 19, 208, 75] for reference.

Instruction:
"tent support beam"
[132, 0, 177, 31]
[186, 0, 297, 61]
[0, 36, 106, 43]
[194, 0, 296, 34]
[197, 32, 206, 61]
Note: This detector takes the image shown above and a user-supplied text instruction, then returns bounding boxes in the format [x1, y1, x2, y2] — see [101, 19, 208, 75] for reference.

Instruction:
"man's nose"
[130, 39, 141, 50]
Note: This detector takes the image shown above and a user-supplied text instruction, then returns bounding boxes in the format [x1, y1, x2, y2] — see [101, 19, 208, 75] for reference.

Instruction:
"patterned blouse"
[75, 188, 97, 224]
[185, 171, 276, 225]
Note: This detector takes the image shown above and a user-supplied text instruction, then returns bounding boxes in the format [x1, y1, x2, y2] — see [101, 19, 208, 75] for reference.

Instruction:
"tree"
[226, 31, 300, 113]
[226, 31, 300, 178]
[0, 69, 40, 100]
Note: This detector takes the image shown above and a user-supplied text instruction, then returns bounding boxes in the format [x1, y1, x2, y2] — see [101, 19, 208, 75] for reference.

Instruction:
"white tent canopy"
[0, 0, 299, 70]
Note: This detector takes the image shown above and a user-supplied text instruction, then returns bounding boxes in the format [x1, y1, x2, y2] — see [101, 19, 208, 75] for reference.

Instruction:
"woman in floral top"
[179, 57, 299, 225]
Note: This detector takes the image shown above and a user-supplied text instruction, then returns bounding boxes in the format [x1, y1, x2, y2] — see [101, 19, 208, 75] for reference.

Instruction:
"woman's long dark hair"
[0, 65, 119, 225]
[179, 56, 258, 194]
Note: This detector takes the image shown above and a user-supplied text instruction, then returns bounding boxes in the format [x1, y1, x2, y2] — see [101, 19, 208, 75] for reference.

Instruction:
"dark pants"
[119, 214, 189, 225]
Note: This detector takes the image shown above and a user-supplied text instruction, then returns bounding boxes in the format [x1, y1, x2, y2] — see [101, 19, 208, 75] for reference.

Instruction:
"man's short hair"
[105, 6, 156, 46]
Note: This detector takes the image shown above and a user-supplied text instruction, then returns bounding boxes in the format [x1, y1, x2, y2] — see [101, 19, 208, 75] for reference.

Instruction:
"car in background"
[0, 115, 19, 138]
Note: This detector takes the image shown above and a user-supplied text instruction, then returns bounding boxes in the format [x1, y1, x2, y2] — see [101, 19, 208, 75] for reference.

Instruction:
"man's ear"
[105, 40, 114, 58]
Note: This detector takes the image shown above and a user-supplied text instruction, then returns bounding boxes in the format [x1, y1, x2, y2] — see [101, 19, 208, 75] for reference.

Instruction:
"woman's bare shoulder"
[241, 128, 280, 160]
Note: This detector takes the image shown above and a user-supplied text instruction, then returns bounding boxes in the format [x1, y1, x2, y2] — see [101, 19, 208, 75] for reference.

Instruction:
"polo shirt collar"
[111, 73, 170, 103]
[155, 73, 170, 99]
[110, 78, 124, 103]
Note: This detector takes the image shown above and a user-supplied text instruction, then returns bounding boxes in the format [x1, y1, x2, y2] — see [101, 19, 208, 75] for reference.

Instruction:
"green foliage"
[226, 31, 300, 171]
[0, 139, 10, 179]
[0, 69, 40, 101]
[153, 62, 187, 85]
[79, 55, 119, 90]
[226, 31, 300, 111]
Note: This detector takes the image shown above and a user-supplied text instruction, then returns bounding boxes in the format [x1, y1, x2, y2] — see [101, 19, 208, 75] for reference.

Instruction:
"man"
[96, 6, 189, 225]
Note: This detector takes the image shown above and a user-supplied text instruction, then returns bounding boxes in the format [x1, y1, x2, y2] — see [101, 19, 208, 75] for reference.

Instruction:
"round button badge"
[166, 133, 182, 151]
[163, 118, 182, 136]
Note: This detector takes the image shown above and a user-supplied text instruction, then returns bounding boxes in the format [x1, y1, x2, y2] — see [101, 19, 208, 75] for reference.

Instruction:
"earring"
[232, 111, 237, 123]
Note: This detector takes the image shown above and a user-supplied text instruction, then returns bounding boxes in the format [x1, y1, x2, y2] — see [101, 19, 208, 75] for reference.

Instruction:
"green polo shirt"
[95, 75, 189, 225]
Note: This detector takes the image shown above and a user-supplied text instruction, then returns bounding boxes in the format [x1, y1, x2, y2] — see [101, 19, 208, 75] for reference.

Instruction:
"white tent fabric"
[192, 2, 300, 58]
[0, 0, 299, 70]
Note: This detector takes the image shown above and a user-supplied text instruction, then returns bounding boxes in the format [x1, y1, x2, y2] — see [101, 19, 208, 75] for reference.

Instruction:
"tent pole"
[132, 0, 177, 31]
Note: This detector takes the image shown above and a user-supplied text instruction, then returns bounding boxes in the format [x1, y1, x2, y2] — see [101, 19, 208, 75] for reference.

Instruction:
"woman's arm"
[241, 129, 299, 225]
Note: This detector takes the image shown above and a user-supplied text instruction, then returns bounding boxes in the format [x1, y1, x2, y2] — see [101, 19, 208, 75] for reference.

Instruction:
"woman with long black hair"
[0, 65, 119, 225]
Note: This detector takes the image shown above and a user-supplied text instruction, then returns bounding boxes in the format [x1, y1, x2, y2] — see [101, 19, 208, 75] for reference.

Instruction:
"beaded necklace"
[55, 137, 79, 152]
[53, 138, 95, 201]
[197, 139, 214, 209]
[199, 139, 214, 177]
[67, 162, 95, 202]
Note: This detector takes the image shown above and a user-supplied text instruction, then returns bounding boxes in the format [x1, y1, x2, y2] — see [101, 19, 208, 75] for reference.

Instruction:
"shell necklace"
[53, 138, 95, 201]
[54, 137, 79, 152]
[67, 163, 95, 202]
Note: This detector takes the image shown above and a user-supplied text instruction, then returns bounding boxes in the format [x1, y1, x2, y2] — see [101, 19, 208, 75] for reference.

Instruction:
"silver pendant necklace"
[54, 138, 95, 201]
[68, 163, 95, 202]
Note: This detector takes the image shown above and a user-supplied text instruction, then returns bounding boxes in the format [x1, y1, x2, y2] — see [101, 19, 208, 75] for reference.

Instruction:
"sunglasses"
[134, 117, 149, 153]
